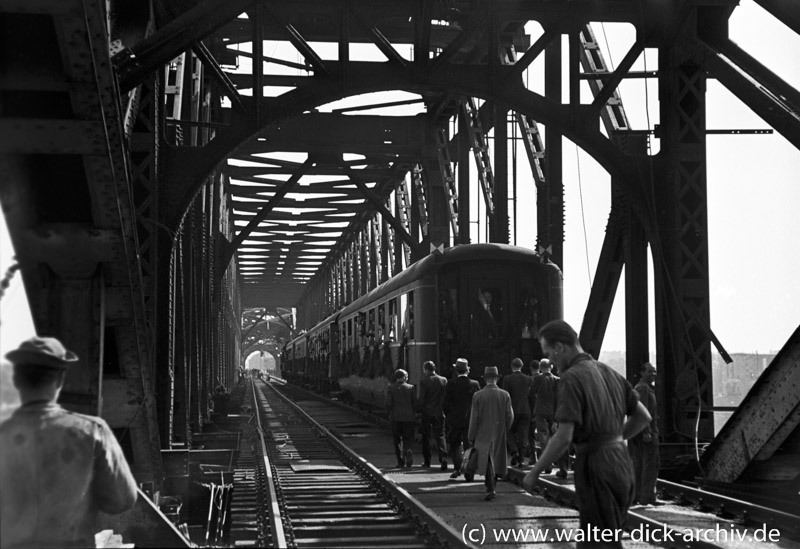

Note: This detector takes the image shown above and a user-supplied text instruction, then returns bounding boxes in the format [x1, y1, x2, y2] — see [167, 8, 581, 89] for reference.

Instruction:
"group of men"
[387, 319, 661, 543]
[1, 318, 661, 548]
[386, 357, 512, 500]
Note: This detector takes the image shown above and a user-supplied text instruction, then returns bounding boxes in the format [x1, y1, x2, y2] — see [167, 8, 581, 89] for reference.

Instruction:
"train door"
[466, 267, 511, 375]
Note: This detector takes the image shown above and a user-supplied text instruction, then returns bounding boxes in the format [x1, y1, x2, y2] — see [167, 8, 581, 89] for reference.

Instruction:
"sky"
[1, 0, 798, 359]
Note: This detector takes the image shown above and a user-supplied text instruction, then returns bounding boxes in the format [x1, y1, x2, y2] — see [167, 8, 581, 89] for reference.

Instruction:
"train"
[280, 243, 563, 411]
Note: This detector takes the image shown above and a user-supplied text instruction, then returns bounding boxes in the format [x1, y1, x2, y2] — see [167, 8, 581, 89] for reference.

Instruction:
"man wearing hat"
[468, 366, 514, 501]
[0, 336, 138, 548]
[443, 358, 480, 480]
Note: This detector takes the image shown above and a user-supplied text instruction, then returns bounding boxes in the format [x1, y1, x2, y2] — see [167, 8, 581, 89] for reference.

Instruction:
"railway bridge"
[1, 0, 798, 524]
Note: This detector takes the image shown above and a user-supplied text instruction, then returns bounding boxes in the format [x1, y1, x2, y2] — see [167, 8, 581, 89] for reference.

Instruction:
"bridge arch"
[163, 65, 654, 245]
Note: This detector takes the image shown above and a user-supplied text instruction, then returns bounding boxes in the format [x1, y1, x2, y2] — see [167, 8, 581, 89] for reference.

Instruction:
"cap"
[5, 336, 79, 369]
[454, 358, 469, 372]
[483, 366, 500, 378]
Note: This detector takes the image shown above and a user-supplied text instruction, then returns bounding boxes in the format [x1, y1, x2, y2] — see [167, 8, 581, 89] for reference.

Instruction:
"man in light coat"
[468, 366, 514, 501]
[1, 336, 138, 548]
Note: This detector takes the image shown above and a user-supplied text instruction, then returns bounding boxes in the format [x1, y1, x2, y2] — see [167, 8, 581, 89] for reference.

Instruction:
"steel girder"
[0, 0, 164, 485]
[701, 326, 800, 482]
[654, 13, 715, 442]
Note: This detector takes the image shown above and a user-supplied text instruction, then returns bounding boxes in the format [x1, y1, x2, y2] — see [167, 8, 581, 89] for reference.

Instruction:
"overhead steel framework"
[1, 0, 798, 490]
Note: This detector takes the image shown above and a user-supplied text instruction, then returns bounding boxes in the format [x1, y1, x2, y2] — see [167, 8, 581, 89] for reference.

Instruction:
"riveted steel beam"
[115, 0, 259, 92]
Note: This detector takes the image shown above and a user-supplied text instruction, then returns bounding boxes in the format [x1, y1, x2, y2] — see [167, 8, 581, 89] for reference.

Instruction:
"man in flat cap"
[0, 336, 138, 548]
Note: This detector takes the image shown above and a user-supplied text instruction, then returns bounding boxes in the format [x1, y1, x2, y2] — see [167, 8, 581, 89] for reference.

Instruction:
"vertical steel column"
[360, 227, 369, 294]
[656, 14, 714, 441]
[457, 107, 471, 244]
[380, 212, 391, 282]
[542, 36, 564, 268]
[422, 150, 452, 252]
[624, 184, 650, 380]
[410, 171, 423, 253]
[369, 218, 379, 290]
[492, 104, 509, 244]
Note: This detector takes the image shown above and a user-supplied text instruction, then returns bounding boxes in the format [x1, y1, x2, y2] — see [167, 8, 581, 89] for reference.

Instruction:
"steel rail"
[505, 470, 721, 549]
[249, 378, 287, 546]
[657, 479, 800, 540]
[264, 381, 467, 549]
[277, 380, 800, 546]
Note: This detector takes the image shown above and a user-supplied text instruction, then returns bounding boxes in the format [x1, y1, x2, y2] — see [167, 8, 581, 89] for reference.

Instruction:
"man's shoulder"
[634, 380, 653, 393]
[507, 372, 531, 383]
[60, 408, 109, 429]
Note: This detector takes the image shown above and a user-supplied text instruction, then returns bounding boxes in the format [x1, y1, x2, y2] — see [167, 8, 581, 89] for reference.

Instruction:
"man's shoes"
[440, 459, 448, 471]
[464, 474, 474, 482]
[484, 491, 496, 501]
[395, 462, 405, 469]
[510, 456, 520, 467]
[404, 450, 413, 468]
[448, 471, 461, 481]
[555, 470, 568, 479]
[422, 462, 431, 468]
[544, 468, 553, 475]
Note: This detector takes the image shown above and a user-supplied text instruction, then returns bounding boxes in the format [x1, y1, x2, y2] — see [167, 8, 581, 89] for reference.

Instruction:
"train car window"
[388, 299, 398, 341]
[408, 292, 415, 339]
[401, 292, 414, 340]
[519, 291, 541, 338]
[439, 288, 459, 340]
[476, 287, 502, 339]
[377, 304, 385, 343]
[367, 308, 375, 345]
[347, 318, 353, 349]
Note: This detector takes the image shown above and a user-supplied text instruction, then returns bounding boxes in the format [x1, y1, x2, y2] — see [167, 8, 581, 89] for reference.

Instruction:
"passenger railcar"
[281, 243, 562, 410]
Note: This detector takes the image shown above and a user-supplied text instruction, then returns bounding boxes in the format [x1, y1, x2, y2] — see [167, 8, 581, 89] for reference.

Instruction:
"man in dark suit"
[418, 361, 449, 470]
[386, 369, 417, 467]
[443, 358, 480, 480]
[501, 357, 533, 466]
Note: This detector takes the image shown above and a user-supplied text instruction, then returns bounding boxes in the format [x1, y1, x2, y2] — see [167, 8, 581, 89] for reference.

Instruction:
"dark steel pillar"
[542, 37, 564, 269]
[491, 104, 509, 244]
[655, 13, 714, 442]
[457, 107, 471, 245]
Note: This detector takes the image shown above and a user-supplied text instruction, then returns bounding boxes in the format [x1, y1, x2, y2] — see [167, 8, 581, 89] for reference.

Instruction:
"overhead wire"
[575, 146, 593, 289]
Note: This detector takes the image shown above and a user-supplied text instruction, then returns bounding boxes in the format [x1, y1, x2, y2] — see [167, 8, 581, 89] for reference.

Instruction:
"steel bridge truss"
[2, 0, 800, 490]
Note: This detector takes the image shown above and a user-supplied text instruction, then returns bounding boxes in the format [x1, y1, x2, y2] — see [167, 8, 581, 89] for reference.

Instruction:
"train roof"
[338, 243, 545, 318]
[292, 244, 549, 341]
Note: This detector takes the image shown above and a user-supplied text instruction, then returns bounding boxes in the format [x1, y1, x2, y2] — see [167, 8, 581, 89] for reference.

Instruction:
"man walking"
[1, 336, 138, 549]
[418, 361, 448, 470]
[530, 358, 567, 475]
[468, 366, 513, 501]
[629, 362, 660, 505]
[386, 368, 416, 468]
[523, 321, 651, 548]
[501, 357, 532, 466]
[443, 358, 480, 480]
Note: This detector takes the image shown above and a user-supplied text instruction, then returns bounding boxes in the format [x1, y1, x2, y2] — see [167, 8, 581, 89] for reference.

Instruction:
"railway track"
[271, 380, 800, 549]
[248, 379, 463, 548]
